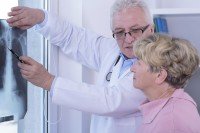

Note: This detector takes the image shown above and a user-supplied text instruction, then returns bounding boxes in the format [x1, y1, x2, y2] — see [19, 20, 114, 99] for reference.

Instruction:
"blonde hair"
[134, 33, 200, 88]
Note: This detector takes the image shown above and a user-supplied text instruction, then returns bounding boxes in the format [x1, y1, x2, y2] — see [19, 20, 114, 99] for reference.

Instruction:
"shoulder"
[170, 91, 198, 118]
[101, 43, 120, 62]
[168, 96, 200, 132]
[152, 96, 200, 132]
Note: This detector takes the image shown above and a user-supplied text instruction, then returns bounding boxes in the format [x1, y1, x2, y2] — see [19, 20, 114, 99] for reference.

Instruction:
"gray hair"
[110, 0, 153, 29]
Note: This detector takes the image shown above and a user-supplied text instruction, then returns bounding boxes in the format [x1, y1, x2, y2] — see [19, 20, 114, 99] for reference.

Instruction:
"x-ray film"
[0, 20, 27, 123]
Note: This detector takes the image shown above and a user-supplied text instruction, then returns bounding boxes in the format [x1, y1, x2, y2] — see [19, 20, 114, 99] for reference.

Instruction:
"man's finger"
[19, 56, 38, 66]
[20, 69, 30, 76]
[18, 62, 33, 71]
[7, 14, 25, 24]
[20, 25, 31, 30]
[11, 6, 24, 11]
[8, 8, 24, 16]
[21, 74, 29, 80]
[7, 17, 27, 27]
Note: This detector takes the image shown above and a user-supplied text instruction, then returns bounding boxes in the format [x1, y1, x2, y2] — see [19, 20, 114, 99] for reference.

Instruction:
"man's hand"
[6, 6, 45, 30]
[18, 56, 54, 91]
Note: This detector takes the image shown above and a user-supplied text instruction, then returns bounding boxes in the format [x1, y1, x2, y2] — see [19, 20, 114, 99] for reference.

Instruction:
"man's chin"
[124, 54, 134, 59]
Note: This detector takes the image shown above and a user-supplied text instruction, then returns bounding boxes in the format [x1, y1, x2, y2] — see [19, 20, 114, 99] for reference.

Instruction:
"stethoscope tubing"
[106, 55, 121, 81]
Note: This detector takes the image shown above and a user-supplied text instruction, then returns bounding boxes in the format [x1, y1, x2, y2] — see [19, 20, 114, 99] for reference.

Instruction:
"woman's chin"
[133, 83, 143, 90]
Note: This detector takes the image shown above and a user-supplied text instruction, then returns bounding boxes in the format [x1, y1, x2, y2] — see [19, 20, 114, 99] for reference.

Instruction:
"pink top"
[137, 89, 200, 133]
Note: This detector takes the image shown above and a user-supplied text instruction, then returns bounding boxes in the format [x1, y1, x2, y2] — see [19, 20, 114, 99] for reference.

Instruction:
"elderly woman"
[131, 33, 200, 133]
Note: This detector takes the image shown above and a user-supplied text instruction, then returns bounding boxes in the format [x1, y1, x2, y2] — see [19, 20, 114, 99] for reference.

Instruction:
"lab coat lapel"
[119, 68, 131, 80]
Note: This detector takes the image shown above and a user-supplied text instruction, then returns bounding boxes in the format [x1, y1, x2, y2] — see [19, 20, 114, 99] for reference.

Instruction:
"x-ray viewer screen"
[0, 19, 27, 123]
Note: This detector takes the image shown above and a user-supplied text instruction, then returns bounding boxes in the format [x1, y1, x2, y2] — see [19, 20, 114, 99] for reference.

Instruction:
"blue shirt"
[119, 53, 137, 76]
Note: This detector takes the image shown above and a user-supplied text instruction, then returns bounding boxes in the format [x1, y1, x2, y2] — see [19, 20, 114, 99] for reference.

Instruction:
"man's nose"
[124, 33, 135, 44]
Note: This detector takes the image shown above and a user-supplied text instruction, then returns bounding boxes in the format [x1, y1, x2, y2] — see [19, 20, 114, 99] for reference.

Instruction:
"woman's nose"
[130, 64, 136, 73]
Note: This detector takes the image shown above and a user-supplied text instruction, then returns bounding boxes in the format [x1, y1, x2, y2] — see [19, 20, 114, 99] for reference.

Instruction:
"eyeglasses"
[112, 24, 150, 40]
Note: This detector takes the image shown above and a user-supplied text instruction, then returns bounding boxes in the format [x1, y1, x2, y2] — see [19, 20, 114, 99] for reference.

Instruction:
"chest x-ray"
[0, 20, 27, 123]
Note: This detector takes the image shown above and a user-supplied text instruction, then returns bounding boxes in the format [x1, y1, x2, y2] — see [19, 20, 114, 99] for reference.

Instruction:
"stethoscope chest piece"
[106, 72, 112, 81]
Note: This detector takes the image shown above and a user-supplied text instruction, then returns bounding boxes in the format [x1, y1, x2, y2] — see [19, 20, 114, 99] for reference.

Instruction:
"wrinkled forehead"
[112, 7, 149, 31]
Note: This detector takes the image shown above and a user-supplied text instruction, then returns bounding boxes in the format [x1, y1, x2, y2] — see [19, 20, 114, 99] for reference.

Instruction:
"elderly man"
[7, 0, 154, 133]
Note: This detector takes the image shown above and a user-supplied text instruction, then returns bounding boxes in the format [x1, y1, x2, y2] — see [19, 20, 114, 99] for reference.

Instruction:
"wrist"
[42, 74, 55, 91]
[36, 9, 45, 24]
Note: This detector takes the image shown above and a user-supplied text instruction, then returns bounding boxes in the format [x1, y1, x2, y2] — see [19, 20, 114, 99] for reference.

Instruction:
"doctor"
[7, 0, 154, 133]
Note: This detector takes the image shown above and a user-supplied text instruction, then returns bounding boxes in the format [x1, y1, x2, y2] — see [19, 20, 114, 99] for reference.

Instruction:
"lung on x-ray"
[0, 20, 27, 123]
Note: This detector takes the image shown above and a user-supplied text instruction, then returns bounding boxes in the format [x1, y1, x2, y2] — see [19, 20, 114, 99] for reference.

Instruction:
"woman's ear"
[151, 28, 154, 33]
[149, 24, 155, 33]
[155, 69, 167, 84]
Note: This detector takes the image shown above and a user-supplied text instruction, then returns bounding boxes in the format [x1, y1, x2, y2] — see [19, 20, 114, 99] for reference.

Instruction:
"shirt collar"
[119, 53, 128, 60]
[139, 89, 197, 124]
[119, 53, 137, 62]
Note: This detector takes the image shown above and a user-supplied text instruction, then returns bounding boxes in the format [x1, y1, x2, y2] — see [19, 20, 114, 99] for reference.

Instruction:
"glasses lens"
[114, 31, 125, 40]
[129, 29, 143, 37]
[113, 24, 149, 40]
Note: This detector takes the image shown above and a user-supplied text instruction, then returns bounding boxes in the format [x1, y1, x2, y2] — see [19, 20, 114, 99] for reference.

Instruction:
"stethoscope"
[106, 55, 121, 82]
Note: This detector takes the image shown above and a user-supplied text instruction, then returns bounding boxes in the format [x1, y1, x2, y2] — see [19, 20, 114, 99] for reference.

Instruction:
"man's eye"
[116, 31, 124, 35]
[130, 29, 141, 33]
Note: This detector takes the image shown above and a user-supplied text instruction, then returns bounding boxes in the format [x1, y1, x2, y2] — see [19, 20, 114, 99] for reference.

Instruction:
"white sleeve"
[51, 76, 145, 117]
[35, 11, 117, 71]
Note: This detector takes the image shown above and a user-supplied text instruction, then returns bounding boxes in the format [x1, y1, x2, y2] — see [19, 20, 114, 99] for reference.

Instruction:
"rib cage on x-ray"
[0, 20, 27, 123]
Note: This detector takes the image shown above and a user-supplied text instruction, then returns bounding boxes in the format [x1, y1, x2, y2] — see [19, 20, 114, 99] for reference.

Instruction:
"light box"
[0, 0, 18, 19]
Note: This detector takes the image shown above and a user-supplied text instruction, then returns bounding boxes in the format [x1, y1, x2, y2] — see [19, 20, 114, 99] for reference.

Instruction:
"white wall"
[146, 0, 200, 9]
[83, 0, 115, 37]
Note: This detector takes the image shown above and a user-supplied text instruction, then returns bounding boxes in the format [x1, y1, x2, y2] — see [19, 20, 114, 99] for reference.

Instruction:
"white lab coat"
[36, 12, 145, 133]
